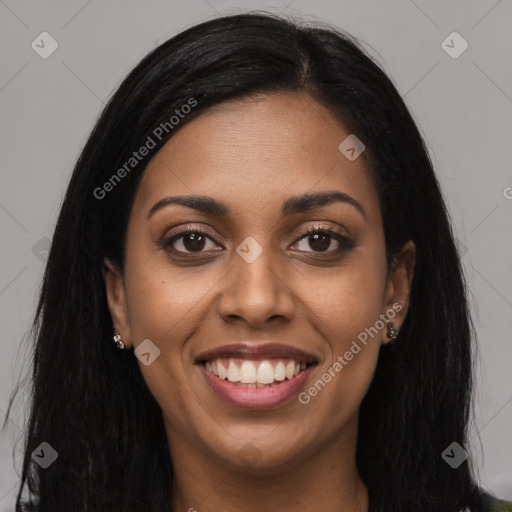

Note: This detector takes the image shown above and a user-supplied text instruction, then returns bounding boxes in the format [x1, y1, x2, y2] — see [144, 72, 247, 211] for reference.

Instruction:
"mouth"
[195, 343, 319, 409]
[200, 357, 316, 388]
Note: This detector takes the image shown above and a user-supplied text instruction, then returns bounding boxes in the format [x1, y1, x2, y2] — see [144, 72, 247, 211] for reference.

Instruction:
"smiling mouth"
[201, 357, 317, 388]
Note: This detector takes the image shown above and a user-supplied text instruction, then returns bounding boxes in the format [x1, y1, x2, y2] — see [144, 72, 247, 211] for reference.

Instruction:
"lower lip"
[199, 363, 316, 410]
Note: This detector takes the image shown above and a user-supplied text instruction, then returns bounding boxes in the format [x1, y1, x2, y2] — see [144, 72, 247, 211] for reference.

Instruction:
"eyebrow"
[147, 190, 366, 220]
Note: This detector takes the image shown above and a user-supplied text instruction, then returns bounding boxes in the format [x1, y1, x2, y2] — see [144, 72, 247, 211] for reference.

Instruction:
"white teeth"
[274, 361, 286, 381]
[285, 361, 295, 380]
[227, 360, 240, 382]
[218, 361, 227, 380]
[256, 361, 275, 384]
[240, 360, 257, 383]
[204, 357, 312, 385]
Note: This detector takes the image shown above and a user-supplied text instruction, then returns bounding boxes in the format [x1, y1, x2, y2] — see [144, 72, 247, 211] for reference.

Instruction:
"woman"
[4, 11, 511, 512]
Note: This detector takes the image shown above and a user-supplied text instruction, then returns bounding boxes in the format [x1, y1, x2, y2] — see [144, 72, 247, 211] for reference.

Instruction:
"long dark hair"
[4, 11, 488, 511]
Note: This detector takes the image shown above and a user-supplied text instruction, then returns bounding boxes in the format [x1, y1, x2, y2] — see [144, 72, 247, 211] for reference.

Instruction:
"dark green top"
[478, 491, 512, 512]
[492, 497, 512, 511]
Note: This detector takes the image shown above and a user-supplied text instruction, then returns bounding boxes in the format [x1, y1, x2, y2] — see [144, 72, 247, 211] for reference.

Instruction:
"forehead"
[132, 92, 380, 226]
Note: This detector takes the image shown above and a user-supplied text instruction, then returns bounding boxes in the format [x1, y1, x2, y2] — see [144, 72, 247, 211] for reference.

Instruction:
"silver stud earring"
[113, 332, 125, 350]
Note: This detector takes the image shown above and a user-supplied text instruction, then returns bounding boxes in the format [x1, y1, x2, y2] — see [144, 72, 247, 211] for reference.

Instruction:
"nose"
[217, 244, 296, 328]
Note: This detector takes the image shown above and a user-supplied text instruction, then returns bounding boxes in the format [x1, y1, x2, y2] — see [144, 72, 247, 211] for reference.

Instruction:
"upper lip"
[195, 343, 318, 364]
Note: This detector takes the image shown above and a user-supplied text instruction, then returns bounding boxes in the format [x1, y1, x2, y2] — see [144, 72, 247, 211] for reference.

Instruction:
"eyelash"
[298, 226, 355, 254]
[160, 224, 355, 257]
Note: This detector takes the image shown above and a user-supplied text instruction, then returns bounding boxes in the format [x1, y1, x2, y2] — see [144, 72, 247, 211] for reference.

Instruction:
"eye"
[161, 226, 222, 254]
[160, 224, 355, 257]
[291, 225, 355, 254]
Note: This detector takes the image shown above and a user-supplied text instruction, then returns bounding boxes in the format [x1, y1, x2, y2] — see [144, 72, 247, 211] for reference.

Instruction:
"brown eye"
[291, 227, 355, 254]
[303, 232, 332, 252]
[163, 228, 221, 254]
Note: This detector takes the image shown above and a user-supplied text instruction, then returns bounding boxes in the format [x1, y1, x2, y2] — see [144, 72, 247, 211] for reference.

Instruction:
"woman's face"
[104, 91, 415, 470]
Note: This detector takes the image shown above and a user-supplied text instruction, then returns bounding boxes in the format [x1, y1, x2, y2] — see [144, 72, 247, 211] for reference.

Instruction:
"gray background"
[1, 0, 511, 508]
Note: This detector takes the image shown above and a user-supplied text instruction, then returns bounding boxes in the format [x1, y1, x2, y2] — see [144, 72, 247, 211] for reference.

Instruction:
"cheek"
[303, 252, 388, 340]
[123, 246, 217, 344]
[121, 258, 212, 422]
[122, 248, 225, 397]
[296, 253, 386, 414]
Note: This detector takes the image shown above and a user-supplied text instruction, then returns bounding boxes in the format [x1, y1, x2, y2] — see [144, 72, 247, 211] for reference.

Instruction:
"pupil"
[184, 233, 205, 252]
[309, 233, 330, 252]
[181, 233, 331, 253]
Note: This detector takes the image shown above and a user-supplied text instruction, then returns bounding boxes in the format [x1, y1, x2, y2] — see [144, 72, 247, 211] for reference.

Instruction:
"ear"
[381, 240, 416, 345]
[102, 258, 132, 349]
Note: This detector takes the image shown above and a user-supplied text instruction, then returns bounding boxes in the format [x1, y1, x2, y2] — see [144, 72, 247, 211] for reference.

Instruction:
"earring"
[387, 323, 399, 348]
[387, 324, 399, 339]
[113, 332, 125, 350]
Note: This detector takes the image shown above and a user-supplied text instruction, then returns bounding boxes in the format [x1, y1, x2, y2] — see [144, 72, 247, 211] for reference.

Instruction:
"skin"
[104, 91, 415, 512]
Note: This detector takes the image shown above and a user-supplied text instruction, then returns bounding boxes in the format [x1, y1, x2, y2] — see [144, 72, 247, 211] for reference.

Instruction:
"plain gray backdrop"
[1, 0, 511, 508]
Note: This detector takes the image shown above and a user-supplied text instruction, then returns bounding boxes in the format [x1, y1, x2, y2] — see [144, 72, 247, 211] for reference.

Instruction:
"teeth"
[285, 361, 295, 380]
[204, 357, 312, 385]
[240, 360, 257, 383]
[256, 361, 275, 384]
[227, 360, 240, 382]
[274, 361, 286, 381]
[218, 361, 227, 380]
